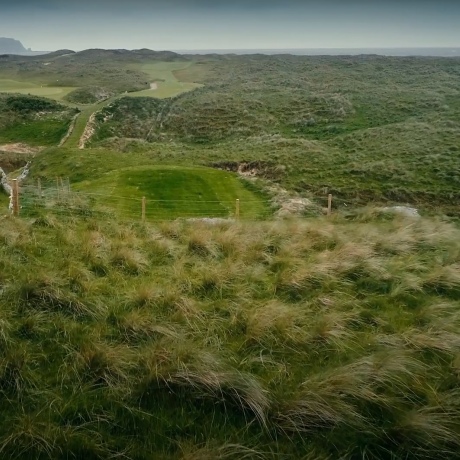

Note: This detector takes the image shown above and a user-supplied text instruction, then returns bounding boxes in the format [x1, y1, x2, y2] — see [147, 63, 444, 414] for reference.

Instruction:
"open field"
[0, 78, 76, 101]
[127, 61, 203, 98]
[85, 54, 460, 215]
[72, 165, 269, 219]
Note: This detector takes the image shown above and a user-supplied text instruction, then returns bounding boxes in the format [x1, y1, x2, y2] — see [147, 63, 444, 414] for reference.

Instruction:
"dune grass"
[0, 209, 459, 458]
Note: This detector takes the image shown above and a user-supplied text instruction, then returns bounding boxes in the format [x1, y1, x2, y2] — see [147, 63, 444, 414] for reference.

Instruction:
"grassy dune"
[88, 54, 460, 214]
[0, 94, 77, 146]
[0, 210, 459, 458]
[0, 53, 203, 103]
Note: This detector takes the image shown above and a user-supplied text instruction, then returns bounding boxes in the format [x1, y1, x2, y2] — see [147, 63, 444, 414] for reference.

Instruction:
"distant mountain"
[0, 37, 27, 54]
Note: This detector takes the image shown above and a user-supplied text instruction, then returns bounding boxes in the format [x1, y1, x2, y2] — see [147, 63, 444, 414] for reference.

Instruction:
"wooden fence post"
[12, 179, 19, 216]
[235, 199, 240, 220]
[142, 196, 146, 222]
[37, 178, 42, 199]
[327, 194, 333, 216]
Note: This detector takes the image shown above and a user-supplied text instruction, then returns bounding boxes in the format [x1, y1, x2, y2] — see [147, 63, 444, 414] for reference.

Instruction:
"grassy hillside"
[1, 210, 460, 458]
[94, 55, 459, 142]
[0, 50, 201, 103]
[85, 54, 460, 215]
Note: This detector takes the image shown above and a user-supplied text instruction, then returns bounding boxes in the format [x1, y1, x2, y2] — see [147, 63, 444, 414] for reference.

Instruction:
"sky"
[0, 0, 459, 51]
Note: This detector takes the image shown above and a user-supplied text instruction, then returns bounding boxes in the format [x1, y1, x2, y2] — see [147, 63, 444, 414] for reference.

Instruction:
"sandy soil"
[150, 82, 158, 90]
[79, 113, 96, 149]
[0, 143, 43, 154]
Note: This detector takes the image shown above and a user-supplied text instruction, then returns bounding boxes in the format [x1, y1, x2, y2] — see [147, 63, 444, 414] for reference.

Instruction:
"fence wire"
[14, 183, 275, 222]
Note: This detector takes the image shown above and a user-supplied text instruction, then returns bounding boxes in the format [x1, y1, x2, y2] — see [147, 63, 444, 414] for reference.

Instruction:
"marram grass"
[0, 209, 460, 459]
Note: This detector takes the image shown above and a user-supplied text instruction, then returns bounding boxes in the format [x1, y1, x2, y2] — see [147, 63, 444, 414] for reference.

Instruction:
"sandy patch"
[150, 82, 158, 90]
[0, 143, 43, 154]
[79, 113, 97, 149]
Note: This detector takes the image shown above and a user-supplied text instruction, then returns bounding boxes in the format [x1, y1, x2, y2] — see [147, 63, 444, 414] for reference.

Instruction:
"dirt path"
[63, 100, 111, 148]
[79, 112, 97, 149]
[59, 112, 80, 147]
[0, 143, 42, 154]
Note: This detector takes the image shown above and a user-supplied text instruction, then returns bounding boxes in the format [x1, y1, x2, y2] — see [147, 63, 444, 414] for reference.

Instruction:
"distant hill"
[177, 47, 460, 57]
[0, 37, 27, 54]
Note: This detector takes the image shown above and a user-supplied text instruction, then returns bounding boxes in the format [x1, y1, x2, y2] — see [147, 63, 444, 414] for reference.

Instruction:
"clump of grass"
[178, 442, 269, 460]
[110, 247, 148, 275]
[423, 264, 460, 299]
[246, 300, 308, 346]
[116, 310, 180, 342]
[396, 405, 460, 454]
[139, 343, 270, 427]
[186, 231, 219, 258]
[0, 318, 11, 347]
[276, 350, 426, 433]
[15, 273, 104, 319]
[0, 345, 36, 396]
[15, 312, 48, 340]
[64, 341, 135, 387]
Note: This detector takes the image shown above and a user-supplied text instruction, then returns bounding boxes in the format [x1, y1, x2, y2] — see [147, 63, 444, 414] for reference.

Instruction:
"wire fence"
[12, 180, 276, 223]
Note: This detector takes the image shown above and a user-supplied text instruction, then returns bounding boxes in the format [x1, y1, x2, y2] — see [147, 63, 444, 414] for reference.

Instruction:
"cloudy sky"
[1, 0, 459, 51]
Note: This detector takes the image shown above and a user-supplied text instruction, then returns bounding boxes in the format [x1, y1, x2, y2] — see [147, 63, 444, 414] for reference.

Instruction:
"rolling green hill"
[84, 54, 460, 215]
[0, 49, 200, 103]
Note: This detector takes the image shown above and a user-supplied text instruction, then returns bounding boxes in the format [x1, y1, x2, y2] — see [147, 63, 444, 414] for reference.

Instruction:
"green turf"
[128, 62, 202, 98]
[0, 79, 76, 101]
[74, 165, 269, 220]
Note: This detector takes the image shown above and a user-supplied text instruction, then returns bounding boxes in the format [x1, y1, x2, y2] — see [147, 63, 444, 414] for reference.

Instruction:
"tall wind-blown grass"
[0, 210, 459, 458]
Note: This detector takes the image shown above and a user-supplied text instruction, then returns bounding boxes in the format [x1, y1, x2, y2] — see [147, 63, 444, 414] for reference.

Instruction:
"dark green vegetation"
[1, 211, 460, 459]
[0, 94, 77, 145]
[64, 86, 114, 104]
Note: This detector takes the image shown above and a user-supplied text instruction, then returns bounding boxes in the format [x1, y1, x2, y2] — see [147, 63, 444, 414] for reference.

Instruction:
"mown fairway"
[74, 165, 269, 220]
[0, 78, 75, 101]
[128, 62, 203, 98]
